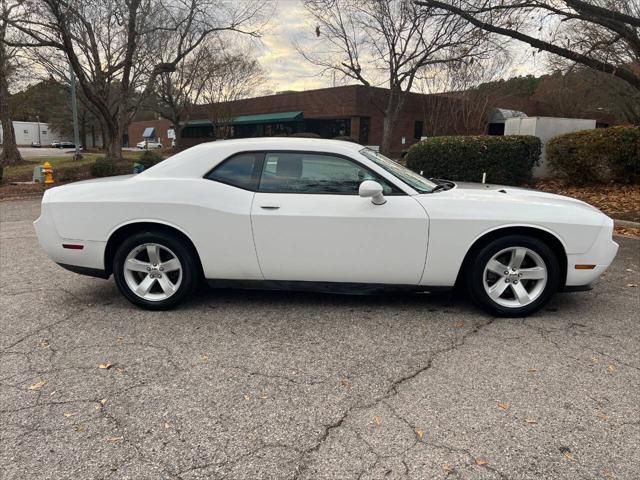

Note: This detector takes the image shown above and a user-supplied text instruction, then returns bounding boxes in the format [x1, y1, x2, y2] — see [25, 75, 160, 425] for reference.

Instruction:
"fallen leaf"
[75, 424, 86, 432]
[525, 418, 537, 424]
[475, 458, 488, 466]
[625, 268, 635, 272]
[527, 368, 538, 373]
[28, 380, 46, 391]
[99, 363, 113, 370]
[63, 412, 78, 418]
[453, 321, 464, 328]
[40, 339, 50, 348]
[564, 452, 574, 461]
[116, 367, 124, 374]
[443, 463, 455, 474]
[100, 398, 107, 406]
[373, 415, 382, 427]
[340, 379, 351, 388]
[627, 283, 638, 288]
[415, 429, 424, 440]
[608, 364, 617, 373]
[107, 436, 124, 443]
[498, 403, 510, 411]
[259, 394, 268, 400]
[243, 394, 251, 401]
[116, 336, 124, 342]
[598, 412, 609, 421]
[164, 422, 171, 429]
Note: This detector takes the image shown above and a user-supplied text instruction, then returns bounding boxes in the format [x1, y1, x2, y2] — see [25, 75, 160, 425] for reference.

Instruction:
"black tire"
[113, 230, 199, 310]
[465, 235, 561, 317]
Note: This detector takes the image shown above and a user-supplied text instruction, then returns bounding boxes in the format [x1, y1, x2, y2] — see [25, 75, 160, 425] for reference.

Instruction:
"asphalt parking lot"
[1, 198, 639, 480]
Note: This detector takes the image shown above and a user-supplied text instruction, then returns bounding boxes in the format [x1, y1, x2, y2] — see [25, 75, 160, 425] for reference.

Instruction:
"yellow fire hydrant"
[43, 162, 54, 185]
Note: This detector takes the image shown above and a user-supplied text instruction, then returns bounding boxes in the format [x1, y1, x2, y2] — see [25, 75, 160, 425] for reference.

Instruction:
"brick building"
[128, 85, 473, 157]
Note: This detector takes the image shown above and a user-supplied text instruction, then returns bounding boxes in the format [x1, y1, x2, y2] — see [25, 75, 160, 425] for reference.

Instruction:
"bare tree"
[298, 0, 497, 154]
[415, 0, 640, 93]
[200, 48, 265, 139]
[4, 0, 269, 161]
[417, 55, 508, 135]
[151, 44, 211, 150]
[0, 0, 23, 166]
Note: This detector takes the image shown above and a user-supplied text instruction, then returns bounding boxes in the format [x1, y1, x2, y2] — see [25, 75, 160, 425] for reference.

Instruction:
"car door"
[250, 151, 429, 284]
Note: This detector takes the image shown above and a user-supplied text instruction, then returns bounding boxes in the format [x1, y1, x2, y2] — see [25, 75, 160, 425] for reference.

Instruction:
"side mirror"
[359, 180, 386, 205]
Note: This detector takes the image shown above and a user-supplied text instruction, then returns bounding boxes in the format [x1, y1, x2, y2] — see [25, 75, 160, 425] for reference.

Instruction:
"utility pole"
[69, 63, 81, 160]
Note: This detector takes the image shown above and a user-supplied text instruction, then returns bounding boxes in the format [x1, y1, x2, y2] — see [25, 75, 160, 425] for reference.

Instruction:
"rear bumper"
[34, 201, 107, 272]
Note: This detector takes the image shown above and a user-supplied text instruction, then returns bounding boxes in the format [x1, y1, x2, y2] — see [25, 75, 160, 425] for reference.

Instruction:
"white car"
[34, 138, 618, 316]
[137, 140, 162, 149]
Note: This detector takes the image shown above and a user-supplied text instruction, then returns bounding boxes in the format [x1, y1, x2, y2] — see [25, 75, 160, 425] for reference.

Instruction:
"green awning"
[181, 111, 303, 127]
[232, 111, 303, 125]
[180, 119, 212, 126]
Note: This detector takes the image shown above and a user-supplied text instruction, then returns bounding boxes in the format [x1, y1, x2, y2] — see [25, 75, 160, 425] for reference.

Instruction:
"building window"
[413, 121, 424, 140]
[24, 130, 29, 134]
[182, 125, 214, 138]
[359, 117, 370, 144]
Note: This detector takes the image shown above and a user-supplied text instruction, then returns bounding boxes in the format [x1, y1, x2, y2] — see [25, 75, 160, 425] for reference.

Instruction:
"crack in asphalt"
[292, 317, 500, 480]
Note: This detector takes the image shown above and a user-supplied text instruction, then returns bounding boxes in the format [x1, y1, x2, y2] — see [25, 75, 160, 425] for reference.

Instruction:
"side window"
[205, 152, 262, 190]
[258, 153, 397, 195]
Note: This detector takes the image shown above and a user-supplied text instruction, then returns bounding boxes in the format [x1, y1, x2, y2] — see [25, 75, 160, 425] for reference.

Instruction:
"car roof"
[139, 137, 365, 179]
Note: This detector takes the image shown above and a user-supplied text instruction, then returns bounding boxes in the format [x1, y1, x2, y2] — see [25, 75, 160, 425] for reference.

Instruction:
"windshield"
[360, 148, 437, 193]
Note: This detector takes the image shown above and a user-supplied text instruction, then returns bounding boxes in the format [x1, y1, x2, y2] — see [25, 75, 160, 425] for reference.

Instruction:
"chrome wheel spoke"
[147, 245, 160, 265]
[126, 259, 150, 273]
[157, 275, 177, 295]
[486, 258, 508, 275]
[161, 258, 181, 272]
[509, 248, 527, 269]
[519, 266, 545, 280]
[488, 280, 509, 300]
[135, 274, 155, 296]
[512, 282, 531, 305]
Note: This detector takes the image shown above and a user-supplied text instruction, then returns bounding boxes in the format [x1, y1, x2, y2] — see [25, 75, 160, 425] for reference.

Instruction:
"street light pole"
[69, 63, 81, 160]
[36, 115, 41, 146]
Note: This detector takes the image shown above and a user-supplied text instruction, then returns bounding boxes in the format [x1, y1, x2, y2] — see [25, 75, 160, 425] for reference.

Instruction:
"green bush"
[405, 135, 541, 185]
[138, 150, 164, 169]
[547, 126, 639, 184]
[90, 157, 117, 177]
[59, 166, 83, 182]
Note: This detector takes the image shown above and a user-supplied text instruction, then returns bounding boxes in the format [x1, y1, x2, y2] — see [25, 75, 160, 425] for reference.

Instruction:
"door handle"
[260, 205, 280, 210]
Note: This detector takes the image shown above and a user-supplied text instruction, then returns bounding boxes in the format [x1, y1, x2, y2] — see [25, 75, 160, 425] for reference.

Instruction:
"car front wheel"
[113, 231, 199, 310]
[466, 235, 561, 317]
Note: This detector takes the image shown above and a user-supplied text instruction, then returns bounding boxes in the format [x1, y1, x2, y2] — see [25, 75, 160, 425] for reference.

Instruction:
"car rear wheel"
[465, 235, 560, 317]
[113, 231, 199, 310]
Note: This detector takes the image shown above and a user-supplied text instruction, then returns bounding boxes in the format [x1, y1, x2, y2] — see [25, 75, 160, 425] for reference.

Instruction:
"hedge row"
[547, 125, 639, 184]
[405, 135, 541, 185]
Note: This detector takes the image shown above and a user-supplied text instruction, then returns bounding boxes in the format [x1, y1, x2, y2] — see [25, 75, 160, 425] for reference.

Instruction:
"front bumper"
[565, 219, 619, 287]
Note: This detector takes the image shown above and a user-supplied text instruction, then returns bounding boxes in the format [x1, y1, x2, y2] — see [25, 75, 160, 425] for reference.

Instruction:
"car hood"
[429, 182, 602, 214]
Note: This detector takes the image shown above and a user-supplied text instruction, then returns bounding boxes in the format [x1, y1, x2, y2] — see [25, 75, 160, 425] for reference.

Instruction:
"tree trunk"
[80, 113, 87, 151]
[380, 88, 405, 157]
[0, 55, 22, 167]
[104, 124, 124, 161]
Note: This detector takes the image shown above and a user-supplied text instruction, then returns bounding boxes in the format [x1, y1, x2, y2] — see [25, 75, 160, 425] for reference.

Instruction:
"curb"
[615, 219, 640, 229]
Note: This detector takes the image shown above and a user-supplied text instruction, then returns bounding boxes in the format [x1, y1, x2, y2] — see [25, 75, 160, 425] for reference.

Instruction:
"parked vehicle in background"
[30, 142, 41, 148]
[50, 141, 60, 148]
[34, 138, 618, 316]
[137, 140, 163, 149]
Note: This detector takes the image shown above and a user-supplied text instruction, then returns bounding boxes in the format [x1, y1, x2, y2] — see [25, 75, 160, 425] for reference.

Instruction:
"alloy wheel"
[483, 246, 548, 308]
[123, 243, 183, 301]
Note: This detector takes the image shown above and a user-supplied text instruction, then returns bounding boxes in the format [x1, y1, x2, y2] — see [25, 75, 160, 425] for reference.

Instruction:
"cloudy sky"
[254, 0, 549, 93]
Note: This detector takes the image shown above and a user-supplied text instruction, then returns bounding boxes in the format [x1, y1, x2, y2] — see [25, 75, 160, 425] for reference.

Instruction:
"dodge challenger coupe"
[34, 137, 619, 316]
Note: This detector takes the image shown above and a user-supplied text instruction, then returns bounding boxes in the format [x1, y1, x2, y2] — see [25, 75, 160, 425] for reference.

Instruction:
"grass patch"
[4, 150, 150, 182]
